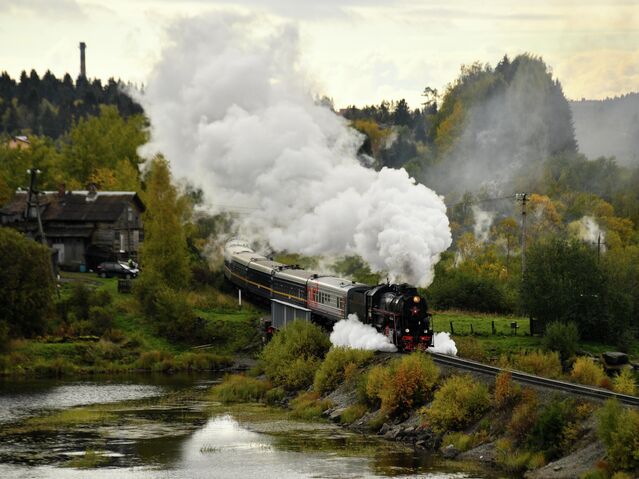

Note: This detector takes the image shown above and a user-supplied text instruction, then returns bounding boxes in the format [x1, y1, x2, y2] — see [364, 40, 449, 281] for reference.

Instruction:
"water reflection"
[0, 376, 499, 479]
[0, 378, 163, 424]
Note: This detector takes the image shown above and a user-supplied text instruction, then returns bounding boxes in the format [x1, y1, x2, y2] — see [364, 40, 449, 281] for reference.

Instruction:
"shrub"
[611, 473, 634, 479]
[507, 389, 539, 444]
[0, 228, 55, 338]
[571, 357, 606, 387]
[580, 469, 609, 479]
[613, 369, 638, 396]
[494, 438, 543, 473]
[596, 399, 639, 470]
[528, 398, 576, 460]
[211, 375, 271, 403]
[441, 432, 485, 452]
[340, 404, 368, 424]
[92, 339, 123, 361]
[364, 364, 390, 406]
[512, 350, 562, 379]
[455, 337, 487, 362]
[428, 268, 513, 313]
[426, 374, 491, 432]
[313, 347, 373, 394]
[33, 357, 78, 377]
[175, 352, 232, 371]
[136, 350, 171, 369]
[373, 353, 440, 417]
[88, 306, 113, 335]
[260, 321, 331, 390]
[290, 391, 333, 420]
[543, 321, 579, 361]
[494, 371, 521, 410]
[265, 386, 286, 405]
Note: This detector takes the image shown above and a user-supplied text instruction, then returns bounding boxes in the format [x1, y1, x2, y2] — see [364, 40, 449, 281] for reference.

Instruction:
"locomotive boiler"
[223, 239, 434, 351]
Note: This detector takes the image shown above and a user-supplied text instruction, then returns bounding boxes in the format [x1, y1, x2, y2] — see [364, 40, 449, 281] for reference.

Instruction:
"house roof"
[0, 191, 145, 222]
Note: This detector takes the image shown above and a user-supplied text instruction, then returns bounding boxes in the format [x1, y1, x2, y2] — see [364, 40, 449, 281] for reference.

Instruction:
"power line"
[445, 194, 517, 209]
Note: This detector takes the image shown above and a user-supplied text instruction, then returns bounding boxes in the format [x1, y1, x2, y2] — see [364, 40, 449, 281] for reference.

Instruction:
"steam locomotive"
[223, 239, 434, 351]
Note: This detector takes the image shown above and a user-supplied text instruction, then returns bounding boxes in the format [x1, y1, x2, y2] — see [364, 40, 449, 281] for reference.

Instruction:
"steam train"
[223, 239, 434, 351]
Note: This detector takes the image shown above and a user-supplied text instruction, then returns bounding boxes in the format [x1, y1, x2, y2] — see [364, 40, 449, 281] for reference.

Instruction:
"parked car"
[118, 261, 140, 276]
[96, 261, 138, 279]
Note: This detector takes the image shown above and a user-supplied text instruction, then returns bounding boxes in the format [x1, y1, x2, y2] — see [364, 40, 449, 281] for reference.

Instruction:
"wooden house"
[0, 187, 145, 270]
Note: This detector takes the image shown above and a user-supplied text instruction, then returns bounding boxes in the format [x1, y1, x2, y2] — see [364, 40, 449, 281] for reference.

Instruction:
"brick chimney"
[79, 42, 86, 78]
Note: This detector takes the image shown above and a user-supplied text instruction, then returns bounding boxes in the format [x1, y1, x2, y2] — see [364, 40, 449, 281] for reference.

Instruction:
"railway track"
[428, 351, 639, 407]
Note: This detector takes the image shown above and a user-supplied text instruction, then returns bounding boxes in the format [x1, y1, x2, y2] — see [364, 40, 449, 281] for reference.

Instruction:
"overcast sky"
[1, 0, 638, 107]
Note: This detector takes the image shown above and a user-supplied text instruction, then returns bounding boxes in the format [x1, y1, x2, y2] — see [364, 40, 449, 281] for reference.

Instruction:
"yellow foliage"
[494, 371, 521, 409]
[435, 100, 465, 154]
[507, 389, 538, 443]
[425, 374, 491, 432]
[511, 350, 563, 379]
[571, 357, 606, 387]
[352, 119, 390, 157]
[613, 369, 638, 396]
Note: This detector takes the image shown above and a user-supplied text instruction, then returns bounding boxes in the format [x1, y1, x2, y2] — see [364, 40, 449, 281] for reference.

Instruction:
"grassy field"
[433, 309, 639, 361]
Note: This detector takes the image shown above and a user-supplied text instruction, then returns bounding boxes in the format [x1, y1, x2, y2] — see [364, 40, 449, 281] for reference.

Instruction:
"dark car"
[96, 262, 138, 279]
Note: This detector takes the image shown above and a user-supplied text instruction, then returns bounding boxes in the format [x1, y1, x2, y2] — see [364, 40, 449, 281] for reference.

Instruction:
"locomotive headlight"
[413, 296, 421, 303]
[405, 328, 410, 333]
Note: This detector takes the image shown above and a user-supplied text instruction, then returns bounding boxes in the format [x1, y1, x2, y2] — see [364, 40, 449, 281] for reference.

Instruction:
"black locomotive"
[224, 239, 434, 351]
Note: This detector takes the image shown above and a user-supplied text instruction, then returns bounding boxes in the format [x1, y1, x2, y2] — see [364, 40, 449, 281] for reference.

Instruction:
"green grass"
[433, 310, 639, 361]
[433, 310, 529, 336]
[6, 408, 116, 434]
[65, 449, 109, 469]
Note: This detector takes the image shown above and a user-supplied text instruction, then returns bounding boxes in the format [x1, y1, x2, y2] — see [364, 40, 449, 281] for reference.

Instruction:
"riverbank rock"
[442, 444, 460, 459]
[524, 442, 605, 479]
[457, 441, 497, 465]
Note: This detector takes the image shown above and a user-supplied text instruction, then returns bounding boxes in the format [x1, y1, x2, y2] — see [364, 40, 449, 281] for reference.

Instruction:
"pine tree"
[139, 156, 191, 289]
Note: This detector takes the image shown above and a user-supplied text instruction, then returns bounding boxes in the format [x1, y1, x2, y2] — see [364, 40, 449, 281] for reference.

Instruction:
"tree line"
[0, 70, 142, 138]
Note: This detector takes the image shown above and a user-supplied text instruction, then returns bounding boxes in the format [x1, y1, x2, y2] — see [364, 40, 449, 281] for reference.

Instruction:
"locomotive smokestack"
[79, 42, 86, 78]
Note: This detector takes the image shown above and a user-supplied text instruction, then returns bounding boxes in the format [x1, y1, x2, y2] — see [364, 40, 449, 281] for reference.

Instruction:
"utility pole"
[516, 193, 529, 276]
[26, 168, 59, 297]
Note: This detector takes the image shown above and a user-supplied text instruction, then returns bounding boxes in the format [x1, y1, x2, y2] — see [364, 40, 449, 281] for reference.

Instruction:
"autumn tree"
[138, 156, 191, 289]
[62, 105, 146, 186]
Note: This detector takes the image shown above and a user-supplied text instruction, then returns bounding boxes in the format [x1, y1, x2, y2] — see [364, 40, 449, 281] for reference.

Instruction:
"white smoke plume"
[429, 332, 457, 356]
[472, 205, 495, 243]
[330, 314, 397, 352]
[138, 14, 452, 287]
[577, 216, 606, 250]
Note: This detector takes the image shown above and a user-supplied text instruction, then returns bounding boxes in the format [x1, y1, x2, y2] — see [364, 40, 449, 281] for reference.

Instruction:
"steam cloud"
[330, 314, 397, 352]
[472, 206, 495, 243]
[138, 14, 451, 287]
[429, 332, 457, 356]
[576, 216, 606, 249]
[423, 58, 576, 197]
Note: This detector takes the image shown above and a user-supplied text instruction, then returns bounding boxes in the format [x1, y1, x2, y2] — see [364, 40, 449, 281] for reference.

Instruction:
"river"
[0, 374, 506, 478]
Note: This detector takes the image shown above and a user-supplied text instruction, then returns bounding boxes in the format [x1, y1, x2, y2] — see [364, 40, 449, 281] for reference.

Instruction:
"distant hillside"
[570, 93, 639, 165]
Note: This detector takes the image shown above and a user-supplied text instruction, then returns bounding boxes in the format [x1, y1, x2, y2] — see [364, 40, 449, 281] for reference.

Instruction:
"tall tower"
[79, 42, 86, 78]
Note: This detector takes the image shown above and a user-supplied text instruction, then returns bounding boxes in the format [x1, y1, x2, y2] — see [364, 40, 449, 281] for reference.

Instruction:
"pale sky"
[1, 0, 638, 108]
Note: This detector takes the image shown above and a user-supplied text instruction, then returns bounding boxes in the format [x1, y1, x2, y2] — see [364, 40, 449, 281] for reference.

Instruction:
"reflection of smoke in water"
[330, 314, 397, 352]
[430, 332, 457, 356]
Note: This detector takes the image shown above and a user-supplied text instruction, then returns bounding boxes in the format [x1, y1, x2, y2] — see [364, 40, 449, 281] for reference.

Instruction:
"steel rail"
[428, 351, 639, 407]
